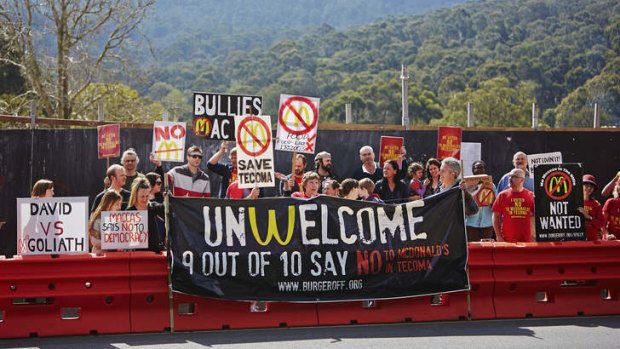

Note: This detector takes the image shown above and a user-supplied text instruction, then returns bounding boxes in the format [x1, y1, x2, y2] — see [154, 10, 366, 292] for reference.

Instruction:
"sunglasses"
[189, 154, 203, 159]
[155, 181, 162, 185]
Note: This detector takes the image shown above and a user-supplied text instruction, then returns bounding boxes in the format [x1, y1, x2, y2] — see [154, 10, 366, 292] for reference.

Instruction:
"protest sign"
[152, 121, 186, 162]
[169, 189, 469, 302]
[528, 152, 562, 178]
[379, 136, 404, 167]
[17, 197, 89, 255]
[534, 163, 585, 241]
[97, 124, 120, 159]
[461, 142, 481, 176]
[193, 92, 262, 139]
[437, 126, 462, 160]
[100, 210, 149, 250]
[275, 94, 320, 153]
[235, 115, 275, 189]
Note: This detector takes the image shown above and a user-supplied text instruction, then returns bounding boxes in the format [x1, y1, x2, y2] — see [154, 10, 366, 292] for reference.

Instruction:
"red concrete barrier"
[493, 241, 620, 318]
[0, 253, 131, 339]
[467, 242, 496, 319]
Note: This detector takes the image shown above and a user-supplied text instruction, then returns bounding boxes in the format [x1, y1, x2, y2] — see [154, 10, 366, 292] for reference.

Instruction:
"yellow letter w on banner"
[248, 206, 295, 246]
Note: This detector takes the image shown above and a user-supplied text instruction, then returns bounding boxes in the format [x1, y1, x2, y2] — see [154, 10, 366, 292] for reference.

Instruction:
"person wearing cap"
[167, 145, 211, 197]
[578, 174, 605, 241]
[602, 179, 620, 240]
[492, 168, 535, 242]
[496, 151, 534, 193]
[352, 145, 383, 182]
[314, 151, 338, 193]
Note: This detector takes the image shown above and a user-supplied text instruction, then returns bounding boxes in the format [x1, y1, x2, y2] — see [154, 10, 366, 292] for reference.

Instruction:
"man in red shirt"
[492, 168, 535, 242]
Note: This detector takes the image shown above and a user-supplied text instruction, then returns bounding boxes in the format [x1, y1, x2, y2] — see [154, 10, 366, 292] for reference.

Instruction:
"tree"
[0, 0, 155, 119]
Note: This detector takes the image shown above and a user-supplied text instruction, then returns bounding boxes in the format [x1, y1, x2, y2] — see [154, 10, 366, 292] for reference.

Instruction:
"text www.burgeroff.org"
[277, 279, 363, 292]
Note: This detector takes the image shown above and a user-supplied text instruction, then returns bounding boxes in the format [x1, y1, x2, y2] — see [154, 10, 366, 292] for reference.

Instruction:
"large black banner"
[534, 163, 586, 241]
[169, 188, 469, 302]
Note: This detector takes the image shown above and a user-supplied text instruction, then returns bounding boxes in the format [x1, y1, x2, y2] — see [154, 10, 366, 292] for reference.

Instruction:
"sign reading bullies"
[16, 197, 89, 255]
[275, 94, 320, 154]
[193, 92, 262, 140]
[534, 163, 585, 241]
[152, 121, 186, 162]
[234, 115, 275, 189]
[437, 126, 462, 160]
[100, 210, 148, 250]
[169, 189, 469, 301]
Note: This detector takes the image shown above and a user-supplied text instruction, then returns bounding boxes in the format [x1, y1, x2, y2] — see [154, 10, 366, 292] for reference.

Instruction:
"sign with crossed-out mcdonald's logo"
[534, 163, 585, 242]
[234, 114, 275, 189]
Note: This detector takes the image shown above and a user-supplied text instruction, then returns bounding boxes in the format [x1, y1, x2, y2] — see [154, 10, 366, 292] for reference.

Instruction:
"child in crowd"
[359, 178, 383, 203]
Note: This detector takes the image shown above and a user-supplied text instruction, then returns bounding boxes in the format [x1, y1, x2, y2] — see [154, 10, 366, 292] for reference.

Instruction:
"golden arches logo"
[543, 171, 572, 200]
[547, 176, 568, 194]
[283, 104, 313, 129]
[248, 206, 295, 246]
[241, 120, 268, 150]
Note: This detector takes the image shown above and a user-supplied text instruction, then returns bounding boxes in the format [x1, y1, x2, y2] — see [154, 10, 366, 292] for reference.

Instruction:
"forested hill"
[139, 0, 620, 128]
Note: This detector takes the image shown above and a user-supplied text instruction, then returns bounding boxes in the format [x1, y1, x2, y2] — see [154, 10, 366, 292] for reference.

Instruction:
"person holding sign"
[89, 190, 122, 254]
[602, 180, 620, 240]
[207, 141, 238, 198]
[578, 174, 605, 241]
[31, 179, 55, 198]
[374, 160, 410, 204]
[492, 169, 535, 242]
[168, 146, 211, 197]
[126, 178, 164, 252]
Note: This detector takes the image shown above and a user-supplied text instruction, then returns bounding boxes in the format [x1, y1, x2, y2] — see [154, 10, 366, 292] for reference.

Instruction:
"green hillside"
[140, 0, 620, 127]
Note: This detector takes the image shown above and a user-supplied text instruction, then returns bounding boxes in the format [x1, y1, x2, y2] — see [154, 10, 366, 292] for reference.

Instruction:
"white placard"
[152, 121, 186, 162]
[100, 210, 149, 250]
[461, 142, 482, 176]
[235, 115, 275, 189]
[17, 197, 89, 255]
[275, 94, 320, 154]
[528, 152, 563, 178]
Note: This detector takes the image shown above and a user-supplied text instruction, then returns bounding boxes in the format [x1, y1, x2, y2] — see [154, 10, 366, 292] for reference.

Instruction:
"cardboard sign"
[379, 136, 404, 167]
[275, 94, 320, 154]
[152, 121, 186, 162]
[437, 126, 462, 160]
[17, 197, 89, 255]
[534, 163, 585, 241]
[528, 152, 562, 178]
[97, 124, 120, 159]
[193, 92, 262, 140]
[235, 115, 275, 189]
[100, 210, 149, 250]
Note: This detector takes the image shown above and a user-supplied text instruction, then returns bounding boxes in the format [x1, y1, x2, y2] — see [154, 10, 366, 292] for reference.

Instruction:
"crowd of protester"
[31, 143, 618, 253]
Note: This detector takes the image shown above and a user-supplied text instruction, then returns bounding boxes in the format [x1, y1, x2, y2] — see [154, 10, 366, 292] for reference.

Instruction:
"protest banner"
[16, 197, 89, 255]
[437, 126, 462, 160]
[169, 188, 469, 302]
[528, 152, 562, 178]
[100, 210, 149, 250]
[379, 136, 404, 167]
[97, 124, 120, 159]
[234, 115, 275, 189]
[152, 121, 186, 162]
[534, 163, 585, 241]
[275, 94, 320, 154]
[193, 92, 262, 139]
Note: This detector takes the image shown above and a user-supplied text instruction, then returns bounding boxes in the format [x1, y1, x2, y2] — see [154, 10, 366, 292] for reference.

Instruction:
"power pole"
[401, 64, 410, 129]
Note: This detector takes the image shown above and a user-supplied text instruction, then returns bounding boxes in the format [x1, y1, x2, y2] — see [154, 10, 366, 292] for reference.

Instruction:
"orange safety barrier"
[128, 251, 170, 333]
[493, 241, 620, 319]
[0, 253, 131, 339]
[467, 242, 496, 319]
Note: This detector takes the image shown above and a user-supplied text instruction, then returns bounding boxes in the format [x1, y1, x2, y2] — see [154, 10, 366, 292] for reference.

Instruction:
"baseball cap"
[583, 174, 598, 189]
[508, 168, 525, 178]
[315, 151, 331, 162]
